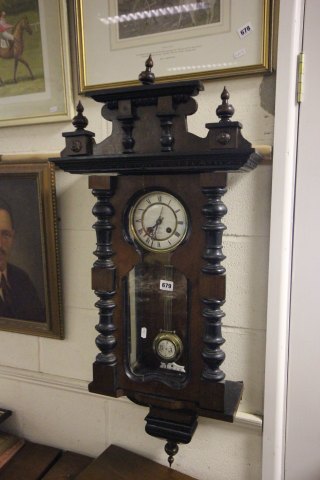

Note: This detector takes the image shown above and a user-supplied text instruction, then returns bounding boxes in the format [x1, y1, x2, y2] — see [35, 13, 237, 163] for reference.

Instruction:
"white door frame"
[262, 0, 305, 478]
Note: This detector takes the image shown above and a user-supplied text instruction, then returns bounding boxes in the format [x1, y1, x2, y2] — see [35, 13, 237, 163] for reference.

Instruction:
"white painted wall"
[284, 1, 320, 478]
[262, 1, 304, 478]
[0, 66, 274, 479]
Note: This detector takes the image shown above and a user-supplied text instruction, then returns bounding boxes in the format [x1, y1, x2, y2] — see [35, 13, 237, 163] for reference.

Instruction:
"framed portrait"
[75, 0, 274, 93]
[0, 158, 63, 338]
[0, 0, 73, 127]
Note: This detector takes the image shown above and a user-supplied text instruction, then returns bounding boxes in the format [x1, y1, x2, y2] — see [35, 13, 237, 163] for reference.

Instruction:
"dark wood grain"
[41, 451, 93, 480]
[75, 444, 198, 480]
[54, 84, 259, 172]
[0, 442, 60, 480]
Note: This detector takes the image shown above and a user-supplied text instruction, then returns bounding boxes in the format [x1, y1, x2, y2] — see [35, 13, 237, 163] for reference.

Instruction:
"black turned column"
[200, 174, 227, 383]
[201, 298, 226, 382]
[157, 96, 176, 153]
[91, 176, 117, 365]
[88, 176, 120, 397]
[117, 99, 137, 154]
[201, 184, 227, 276]
[159, 115, 175, 152]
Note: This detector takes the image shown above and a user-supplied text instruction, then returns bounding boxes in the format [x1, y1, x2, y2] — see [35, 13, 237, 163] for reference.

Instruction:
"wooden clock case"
[52, 62, 260, 463]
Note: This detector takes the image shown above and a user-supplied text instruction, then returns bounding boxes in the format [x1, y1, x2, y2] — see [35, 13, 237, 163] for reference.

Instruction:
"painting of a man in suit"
[0, 198, 44, 322]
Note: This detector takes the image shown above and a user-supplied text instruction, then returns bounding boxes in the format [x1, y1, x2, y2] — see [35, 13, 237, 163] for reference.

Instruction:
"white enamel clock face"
[157, 338, 177, 361]
[129, 191, 188, 253]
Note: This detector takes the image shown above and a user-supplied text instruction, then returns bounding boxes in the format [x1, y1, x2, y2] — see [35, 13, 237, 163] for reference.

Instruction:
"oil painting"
[0, 0, 44, 98]
[0, 160, 63, 338]
[0, 0, 72, 127]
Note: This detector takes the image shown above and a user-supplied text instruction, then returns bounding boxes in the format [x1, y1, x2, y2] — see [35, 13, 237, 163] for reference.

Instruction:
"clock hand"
[145, 207, 164, 239]
[152, 207, 164, 239]
[152, 215, 164, 239]
[153, 223, 160, 240]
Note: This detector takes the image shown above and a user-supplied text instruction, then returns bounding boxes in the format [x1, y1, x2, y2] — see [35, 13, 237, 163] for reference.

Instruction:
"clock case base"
[143, 379, 243, 444]
[89, 361, 243, 455]
[52, 75, 258, 456]
[89, 360, 243, 424]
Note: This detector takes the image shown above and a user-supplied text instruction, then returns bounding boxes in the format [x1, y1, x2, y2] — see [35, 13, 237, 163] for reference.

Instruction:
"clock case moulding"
[52, 59, 260, 465]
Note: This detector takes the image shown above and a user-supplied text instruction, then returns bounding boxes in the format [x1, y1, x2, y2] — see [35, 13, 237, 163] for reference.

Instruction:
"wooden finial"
[216, 87, 235, 122]
[164, 441, 179, 467]
[138, 54, 155, 85]
[72, 101, 89, 130]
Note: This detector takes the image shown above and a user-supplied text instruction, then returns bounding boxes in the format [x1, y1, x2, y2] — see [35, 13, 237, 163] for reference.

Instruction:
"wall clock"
[53, 57, 260, 466]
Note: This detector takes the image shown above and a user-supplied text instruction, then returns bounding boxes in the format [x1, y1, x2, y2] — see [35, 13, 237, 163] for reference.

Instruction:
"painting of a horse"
[0, 17, 34, 85]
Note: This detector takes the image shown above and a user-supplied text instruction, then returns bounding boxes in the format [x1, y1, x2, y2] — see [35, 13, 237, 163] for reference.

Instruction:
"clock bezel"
[153, 331, 184, 363]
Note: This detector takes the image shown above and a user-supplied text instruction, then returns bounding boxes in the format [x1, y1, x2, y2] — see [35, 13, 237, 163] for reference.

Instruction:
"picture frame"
[75, 0, 274, 93]
[0, 0, 73, 127]
[0, 157, 63, 338]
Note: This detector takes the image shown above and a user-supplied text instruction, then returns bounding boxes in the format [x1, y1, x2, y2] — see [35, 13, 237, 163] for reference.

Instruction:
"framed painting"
[0, 158, 63, 338]
[75, 0, 274, 93]
[0, 0, 73, 127]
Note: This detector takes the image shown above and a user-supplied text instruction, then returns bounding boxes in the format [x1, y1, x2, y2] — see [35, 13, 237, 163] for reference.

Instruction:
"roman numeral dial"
[129, 191, 188, 252]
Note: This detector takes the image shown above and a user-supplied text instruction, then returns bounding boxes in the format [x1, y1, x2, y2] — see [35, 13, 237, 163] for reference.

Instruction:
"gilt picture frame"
[0, 158, 63, 338]
[0, 0, 73, 127]
[75, 0, 274, 93]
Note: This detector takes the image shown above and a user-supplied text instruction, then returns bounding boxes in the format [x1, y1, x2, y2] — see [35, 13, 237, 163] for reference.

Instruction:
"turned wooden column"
[89, 176, 117, 366]
[200, 172, 227, 383]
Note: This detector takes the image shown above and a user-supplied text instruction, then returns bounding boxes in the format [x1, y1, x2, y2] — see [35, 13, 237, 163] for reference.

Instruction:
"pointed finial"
[72, 101, 89, 130]
[216, 87, 235, 122]
[138, 54, 155, 85]
[164, 441, 179, 467]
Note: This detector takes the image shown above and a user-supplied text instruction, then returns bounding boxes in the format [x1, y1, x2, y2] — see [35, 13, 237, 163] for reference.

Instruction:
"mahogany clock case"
[88, 172, 242, 423]
[52, 67, 259, 456]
